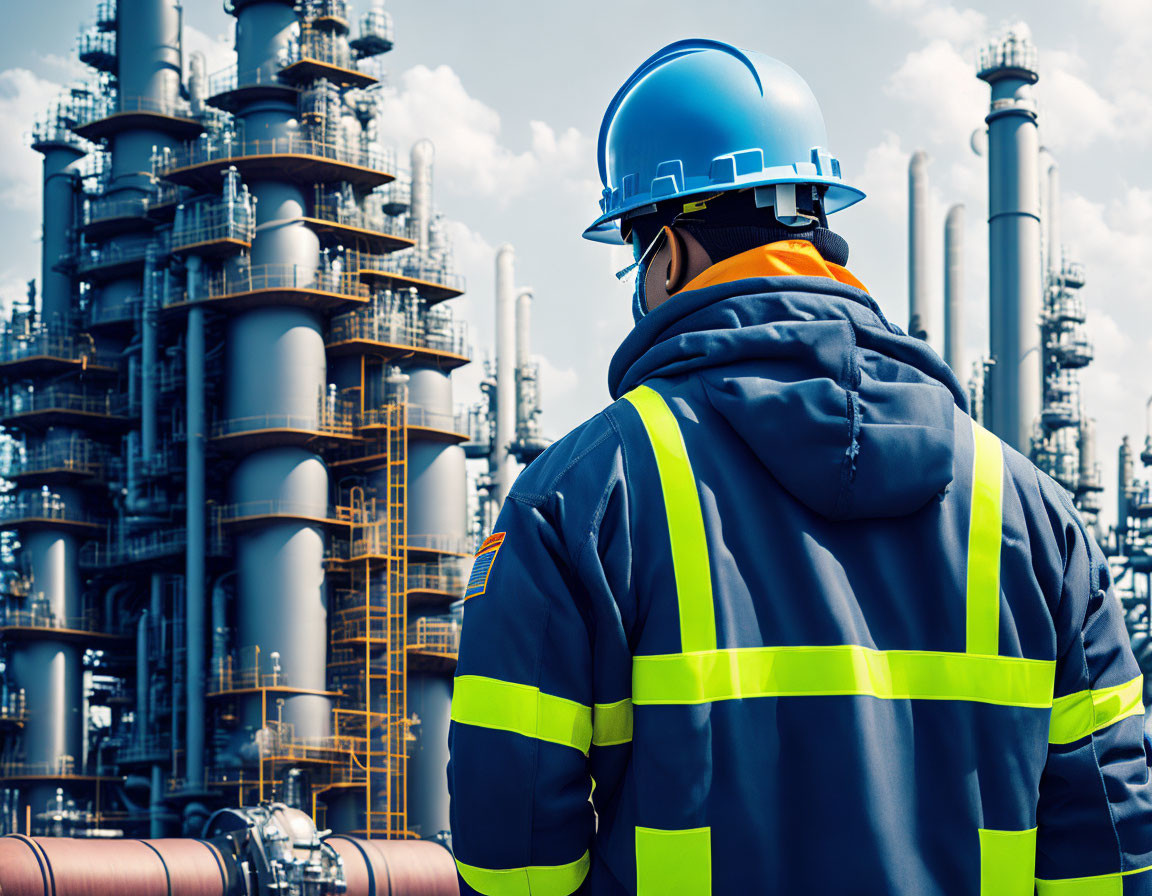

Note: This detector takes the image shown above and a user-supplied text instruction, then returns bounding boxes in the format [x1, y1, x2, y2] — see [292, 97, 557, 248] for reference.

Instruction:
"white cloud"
[870, 0, 987, 44]
[886, 39, 986, 143]
[183, 24, 236, 78]
[0, 68, 65, 212]
[374, 64, 592, 202]
[853, 131, 910, 223]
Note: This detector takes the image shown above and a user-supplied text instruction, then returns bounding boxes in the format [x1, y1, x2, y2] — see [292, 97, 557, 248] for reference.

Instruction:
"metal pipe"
[944, 204, 965, 378]
[210, 573, 234, 691]
[137, 609, 150, 744]
[1119, 436, 1133, 539]
[142, 259, 159, 459]
[978, 29, 1043, 454]
[516, 288, 532, 375]
[1047, 157, 1061, 278]
[185, 257, 206, 791]
[327, 836, 461, 896]
[493, 244, 516, 510]
[908, 150, 931, 346]
[410, 139, 435, 253]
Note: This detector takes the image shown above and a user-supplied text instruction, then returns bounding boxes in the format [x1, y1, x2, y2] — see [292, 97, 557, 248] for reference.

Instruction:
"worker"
[447, 39, 1152, 895]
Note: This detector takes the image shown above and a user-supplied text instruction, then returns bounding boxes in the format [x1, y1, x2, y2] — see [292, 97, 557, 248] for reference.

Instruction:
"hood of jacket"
[607, 244, 968, 521]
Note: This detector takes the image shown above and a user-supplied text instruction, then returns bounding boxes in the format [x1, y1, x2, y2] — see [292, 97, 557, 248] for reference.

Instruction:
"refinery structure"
[0, 0, 546, 857]
[0, 8, 1151, 896]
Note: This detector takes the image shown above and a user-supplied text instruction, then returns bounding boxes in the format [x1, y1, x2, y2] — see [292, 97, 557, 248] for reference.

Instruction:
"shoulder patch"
[465, 532, 505, 600]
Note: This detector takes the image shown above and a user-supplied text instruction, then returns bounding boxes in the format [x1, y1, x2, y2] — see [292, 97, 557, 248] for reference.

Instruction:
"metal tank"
[976, 26, 1043, 454]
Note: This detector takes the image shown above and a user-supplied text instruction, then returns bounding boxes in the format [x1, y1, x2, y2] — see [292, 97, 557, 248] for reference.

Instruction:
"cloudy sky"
[1, 0, 1149, 530]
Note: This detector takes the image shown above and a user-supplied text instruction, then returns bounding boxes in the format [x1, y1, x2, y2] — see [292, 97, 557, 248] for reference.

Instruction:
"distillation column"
[944, 204, 965, 377]
[225, 0, 331, 748]
[907, 151, 931, 346]
[492, 245, 516, 511]
[403, 139, 466, 840]
[977, 27, 1043, 454]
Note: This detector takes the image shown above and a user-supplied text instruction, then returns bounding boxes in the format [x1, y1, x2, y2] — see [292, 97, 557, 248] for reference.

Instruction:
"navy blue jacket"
[448, 246, 1152, 895]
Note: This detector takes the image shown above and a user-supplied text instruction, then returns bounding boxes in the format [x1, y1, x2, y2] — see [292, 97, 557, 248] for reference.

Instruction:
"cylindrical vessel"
[944, 204, 965, 377]
[327, 835, 460, 896]
[406, 673, 453, 840]
[493, 245, 517, 509]
[0, 835, 230, 896]
[978, 37, 1043, 453]
[1046, 158, 1061, 278]
[410, 140, 435, 252]
[907, 151, 931, 347]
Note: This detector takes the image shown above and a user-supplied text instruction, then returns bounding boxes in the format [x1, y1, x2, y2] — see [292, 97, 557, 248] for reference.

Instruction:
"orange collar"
[679, 239, 869, 295]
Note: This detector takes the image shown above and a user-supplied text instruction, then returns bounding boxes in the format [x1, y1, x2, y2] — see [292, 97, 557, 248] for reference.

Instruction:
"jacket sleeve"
[1036, 487, 1152, 893]
[447, 456, 633, 896]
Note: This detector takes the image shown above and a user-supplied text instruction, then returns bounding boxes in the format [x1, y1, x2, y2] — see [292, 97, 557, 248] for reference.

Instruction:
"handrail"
[0, 387, 127, 418]
[407, 564, 465, 595]
[0, 494, 104, 526]
[169, 263, 371, 305]
[2, 441, 109, 479]
[328, 308, 467, 356]
[173, 200, 255, 247]
[83, 194, 147, 225]
[349, 250, 465, 292]
[155, 135, 394, 177]
[311, 199, 408, 240]
[0, 327, 117, 368]
[408, 617, 460, 655]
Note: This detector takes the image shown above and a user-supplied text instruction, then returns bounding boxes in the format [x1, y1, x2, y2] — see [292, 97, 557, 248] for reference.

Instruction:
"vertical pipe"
[493, 245, 516, 510]
[410, 139, 434, 253]
[1119, 436, 1134, 541]
[184, 258, 205, 790]
[1047, 159, 1061, 278]
[944, 204, 965, 377]
[908, 151, 931, 346]
[978, 32, 1043, 454]
[516, 289, 532, 374]
[37, 145, 84, 324]
[136, 610, 149, 746]
[141, 261, 159, 458]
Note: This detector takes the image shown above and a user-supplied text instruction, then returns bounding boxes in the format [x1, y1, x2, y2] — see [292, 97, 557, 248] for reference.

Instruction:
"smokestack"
[410, 139, 434, 253]
[1046, 157, 1061, 278]
[1119, 435, 1134, 540]
[1078, 416, 1097, 487]
[944, 204, 964, 377]
[493, 245, 516, 510]
[516, 288, 532, 374]
[977, 25, 1043, 454]
[908, 151, 931, 345]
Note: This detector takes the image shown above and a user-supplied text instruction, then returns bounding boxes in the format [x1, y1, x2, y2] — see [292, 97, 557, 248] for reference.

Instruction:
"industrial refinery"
[0, 6, 1150, 896]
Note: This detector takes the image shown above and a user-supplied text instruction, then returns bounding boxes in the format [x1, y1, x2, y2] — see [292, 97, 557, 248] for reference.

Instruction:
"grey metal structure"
[943, 204, 965, 377]
[0, 0, 492, 843]
[976, 26, 1043, 454]
[907, 151, 932, 347]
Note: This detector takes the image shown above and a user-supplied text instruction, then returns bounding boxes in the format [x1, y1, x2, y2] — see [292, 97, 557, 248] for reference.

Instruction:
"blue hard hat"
[585, 39, 864, 244]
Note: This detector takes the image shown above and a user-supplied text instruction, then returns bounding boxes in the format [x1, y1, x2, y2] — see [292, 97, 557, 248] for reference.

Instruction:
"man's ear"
[664, 226, 687, 293]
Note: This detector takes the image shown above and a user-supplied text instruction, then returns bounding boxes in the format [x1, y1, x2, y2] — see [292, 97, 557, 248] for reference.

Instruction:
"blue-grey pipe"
[137, 610, 150, 746]
[185, 256, 206, 789]
[141, 258, 159, 458]
[944, 204, 965, 377]
[36, 145, 84, 324]
[978, 38, 1043, 454]
[908, 151, 931, 347]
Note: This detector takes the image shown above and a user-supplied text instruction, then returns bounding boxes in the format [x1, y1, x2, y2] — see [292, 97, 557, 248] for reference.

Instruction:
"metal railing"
[83, 194, 148, 227]
[328, 308, 467, 356]
[172, 200, 255, 249]
[87, 295, 141, 327]
[211, 397, 358, 438]
[213, 501, 335, 527]
[0, 327, 115, 368]
[73, 93, 198, 128]
[0, 493, 103, 527]
[75, 233, 167, 276]
[154, 135, 393, 178]
[0, 387, 127, 419]
[2, 441, 109, 479]
[407, 533, 473, 555]
[116, 737, 169, 764]
[170, 263, 371, 305]
[0, 758, 80, 777]
[401, 405, 468, 435]
[407, 563, 465, 596]
[81, 527, 224, 567]
[408, 617, 460, 656]
[351, 251, 465, 293]
[311, 200, 407, 240]
[0, 606, 104, 634]
[355, 8, 394, 51]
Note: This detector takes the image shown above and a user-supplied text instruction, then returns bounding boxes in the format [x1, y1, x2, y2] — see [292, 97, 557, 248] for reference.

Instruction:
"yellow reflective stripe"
[451, 676, 592, 753]
[979, 828, 1037, 895]
[592, 697, 633, 746]
[967, 421, 1004, 656]
[455, 850, 590, 896]
[1049, 675, 1145, 744]
[1036, 863, 1152, 895]
[636, 826, 711, 896]
[623, 385, 716, 653]
[632, 645, 1055, 708]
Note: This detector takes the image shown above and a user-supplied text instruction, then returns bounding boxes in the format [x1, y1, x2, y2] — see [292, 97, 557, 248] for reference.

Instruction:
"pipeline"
[0, 808, 459, 896]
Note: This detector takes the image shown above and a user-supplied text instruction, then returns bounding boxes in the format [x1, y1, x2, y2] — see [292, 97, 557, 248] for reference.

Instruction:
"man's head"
[586, 39, 864, 317]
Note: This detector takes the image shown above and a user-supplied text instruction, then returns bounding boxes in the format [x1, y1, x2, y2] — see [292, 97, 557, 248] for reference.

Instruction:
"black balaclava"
[628, 188, 850, 320]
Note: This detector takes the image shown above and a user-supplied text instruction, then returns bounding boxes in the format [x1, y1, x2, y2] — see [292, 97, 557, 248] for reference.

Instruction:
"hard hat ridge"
[585, 38, 864, 244]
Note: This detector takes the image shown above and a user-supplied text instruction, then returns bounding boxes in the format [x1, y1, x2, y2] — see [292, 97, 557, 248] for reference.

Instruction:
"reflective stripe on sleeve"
[455, 849, 591, 896]
[632, 645, 1056, 708]
[592, 697, 633, 746]
[623, 385, 717, 653]
[1036, 862, 1152, 894]
[451, 675, 592, 753]
[967, 421, 1005, 656]
[1049, 675, 1145, 744]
